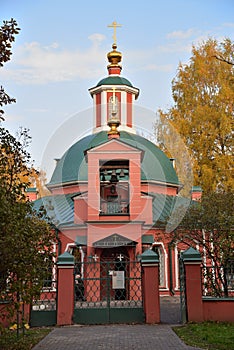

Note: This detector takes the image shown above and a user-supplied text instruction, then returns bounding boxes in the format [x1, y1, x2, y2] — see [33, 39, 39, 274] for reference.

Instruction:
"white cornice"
[89, 84, 139, 97]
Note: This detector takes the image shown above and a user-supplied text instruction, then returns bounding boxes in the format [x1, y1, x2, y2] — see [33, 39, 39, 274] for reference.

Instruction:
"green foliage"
[0, 19, 54, 330]
[0, 18, 20, 120]
[0, 127, 55, 326]
[0, 127, 31, 199]
[173, 322, 234, 350]
[174, 192, 234, 296]
[157, 38, 234, 194]
[0, 18, 20, 66]
[0, 327, 51, 350]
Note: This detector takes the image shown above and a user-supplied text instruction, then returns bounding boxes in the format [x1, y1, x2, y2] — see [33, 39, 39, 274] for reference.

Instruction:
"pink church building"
[34, 41, 199, 297]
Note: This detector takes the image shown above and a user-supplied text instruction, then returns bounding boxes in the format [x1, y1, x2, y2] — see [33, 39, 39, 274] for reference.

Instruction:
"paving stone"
[33, 297, 202, 350]
[33, 324, 202, 350]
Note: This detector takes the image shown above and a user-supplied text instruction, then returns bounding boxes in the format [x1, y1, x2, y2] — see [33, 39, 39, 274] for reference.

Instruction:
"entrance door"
[73, 252, 144, 324]
[100, 247, 129, 302]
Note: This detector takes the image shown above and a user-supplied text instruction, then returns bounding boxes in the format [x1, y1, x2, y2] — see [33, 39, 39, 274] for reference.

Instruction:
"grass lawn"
[173, 322, 234, 350]
[0, 327, 52, 350]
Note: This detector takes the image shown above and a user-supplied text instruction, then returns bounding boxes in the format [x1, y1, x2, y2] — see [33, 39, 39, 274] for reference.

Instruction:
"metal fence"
[74, 260, 144, 324]
[179, 257, 187, 323]
[202, 263, 234, 297]
[30, 269, 57, 327]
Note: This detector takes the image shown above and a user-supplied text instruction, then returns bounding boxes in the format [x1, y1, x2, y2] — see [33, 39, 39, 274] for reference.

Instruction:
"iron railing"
[179, 257, 187, 323]
[31, 264, 57, 312]
[100, 200, 129, 215]
[202, 264, 234, 297]
[74, 260, 142, 309]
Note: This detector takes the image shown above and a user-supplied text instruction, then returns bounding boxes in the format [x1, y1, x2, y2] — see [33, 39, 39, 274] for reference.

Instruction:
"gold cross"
[107, 21, 122, 44]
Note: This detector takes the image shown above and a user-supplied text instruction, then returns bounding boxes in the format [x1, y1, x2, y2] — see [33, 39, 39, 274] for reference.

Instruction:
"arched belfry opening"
[99, 160, 129, 215]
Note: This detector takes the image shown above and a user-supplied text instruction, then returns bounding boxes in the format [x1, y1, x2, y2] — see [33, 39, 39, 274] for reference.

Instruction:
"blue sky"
[1, 0, 233, 179]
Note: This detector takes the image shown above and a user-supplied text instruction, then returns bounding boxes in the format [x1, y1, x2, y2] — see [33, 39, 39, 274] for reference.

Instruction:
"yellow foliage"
[156, 38, 234, 194]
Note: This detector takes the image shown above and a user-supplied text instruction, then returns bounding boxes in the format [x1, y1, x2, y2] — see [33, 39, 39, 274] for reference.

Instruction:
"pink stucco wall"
[203, 299, 234, 322]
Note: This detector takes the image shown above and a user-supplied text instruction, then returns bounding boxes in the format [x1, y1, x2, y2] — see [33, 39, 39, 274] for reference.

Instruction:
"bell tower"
[89, 22, 139, 134]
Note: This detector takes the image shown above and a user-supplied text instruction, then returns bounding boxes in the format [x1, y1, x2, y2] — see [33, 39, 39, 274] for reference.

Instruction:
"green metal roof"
[191, 186, 202, 192]
[33, 192, 190, 231]
[142, 234, 154, 244]
[181, 247, 202, 262]
[141, 249, 159, 263]
[151, 193, 191, 231]
[152, 193, 177, 224]
[96, 76, 133, 87]
[93, 233, 137, 248]
[26, 187, 37, 193]
[48, 131, 179, 186]
[75, 236, 87, 246]
[57, 251, 74, 265]
[33, 193, 78, 226]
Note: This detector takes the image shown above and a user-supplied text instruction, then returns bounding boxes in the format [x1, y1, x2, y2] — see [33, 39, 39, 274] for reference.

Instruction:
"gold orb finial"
[107, 44, 122, 66]
[108, 118, 120, 137]
[107, 21, 122, 68]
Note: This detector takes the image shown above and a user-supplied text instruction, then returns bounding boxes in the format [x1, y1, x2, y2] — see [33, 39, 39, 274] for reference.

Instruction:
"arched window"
[152, 245, 165, 287]
[99, 160, 129, 215]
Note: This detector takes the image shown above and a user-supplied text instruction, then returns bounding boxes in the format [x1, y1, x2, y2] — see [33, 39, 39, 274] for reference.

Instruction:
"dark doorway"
[100, 247, 129, 301]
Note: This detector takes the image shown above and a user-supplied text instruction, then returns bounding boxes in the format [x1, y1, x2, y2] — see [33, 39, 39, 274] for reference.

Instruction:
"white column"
[121, 91, 127, 127]
[93, 94, 96, 130]
[101, 91, 107, 127]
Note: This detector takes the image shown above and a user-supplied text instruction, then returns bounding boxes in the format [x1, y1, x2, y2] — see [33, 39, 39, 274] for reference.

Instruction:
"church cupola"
[89, 22, 139, 135]
[107, 43, 122, 75]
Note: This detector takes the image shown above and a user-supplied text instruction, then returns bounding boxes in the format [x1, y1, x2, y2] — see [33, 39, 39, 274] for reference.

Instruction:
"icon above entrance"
[93, 233, 138, 248]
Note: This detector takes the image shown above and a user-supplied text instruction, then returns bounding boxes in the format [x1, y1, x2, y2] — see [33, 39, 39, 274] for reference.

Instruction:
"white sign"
[112, 271, 125, 289]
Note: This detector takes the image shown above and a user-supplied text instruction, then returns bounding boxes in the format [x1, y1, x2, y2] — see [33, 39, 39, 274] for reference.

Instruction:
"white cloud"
[0, 28, 213, 86]
[0, 34, 107, 85]
[222, 22, 234, 28]
[167, 28, 197, 39]
[88, 33, 106, 44]
[158, 42, 191, 54]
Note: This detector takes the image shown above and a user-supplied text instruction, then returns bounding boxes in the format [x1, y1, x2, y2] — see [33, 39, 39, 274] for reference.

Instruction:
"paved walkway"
[33, 297, 202, 350]
[160, 295, 181, 324]
[33, 324, 202, 350]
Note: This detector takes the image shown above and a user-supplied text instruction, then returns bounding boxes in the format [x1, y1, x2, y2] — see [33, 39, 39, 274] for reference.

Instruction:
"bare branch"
[212, 54, 234, 66]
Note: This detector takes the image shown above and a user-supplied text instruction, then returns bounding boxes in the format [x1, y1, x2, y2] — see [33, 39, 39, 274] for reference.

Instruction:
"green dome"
[48, 131, 179, 186]
[96, 76, 133, 87]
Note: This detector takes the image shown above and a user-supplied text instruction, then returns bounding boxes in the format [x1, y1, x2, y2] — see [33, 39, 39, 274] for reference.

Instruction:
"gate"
[30, 275, 57, 327]
[179, 256, 187, 323]
[73, 260, 144, 324]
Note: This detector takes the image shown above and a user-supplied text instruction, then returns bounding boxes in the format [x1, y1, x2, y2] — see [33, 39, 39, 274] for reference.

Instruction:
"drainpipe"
[168, 240, 175, 296]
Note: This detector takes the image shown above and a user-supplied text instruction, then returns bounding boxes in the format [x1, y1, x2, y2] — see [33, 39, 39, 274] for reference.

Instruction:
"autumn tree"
[171, 192, 234, 297]
[156, 38, 233, 194]
[0, 18, 20, 120]
[12, 127, 51, 198]
[29, 168, 51, 198]
[0, 19, 54, 330]
[0, 128, 55, 329]
[154, 116, 193, 197]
